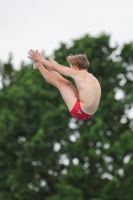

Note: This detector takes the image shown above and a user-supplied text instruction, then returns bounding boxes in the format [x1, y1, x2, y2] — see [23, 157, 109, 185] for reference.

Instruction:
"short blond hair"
[66, 54, 89, 70]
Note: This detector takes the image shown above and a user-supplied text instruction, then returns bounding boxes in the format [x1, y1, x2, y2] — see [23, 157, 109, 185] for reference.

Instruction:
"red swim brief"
[70, 100, 92, 120]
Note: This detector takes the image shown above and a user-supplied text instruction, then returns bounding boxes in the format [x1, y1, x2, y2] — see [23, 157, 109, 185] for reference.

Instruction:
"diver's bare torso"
[73, 70, 101, 115]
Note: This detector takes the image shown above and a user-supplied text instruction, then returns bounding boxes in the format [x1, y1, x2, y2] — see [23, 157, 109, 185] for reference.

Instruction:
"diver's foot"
[33, 61, 38, 69]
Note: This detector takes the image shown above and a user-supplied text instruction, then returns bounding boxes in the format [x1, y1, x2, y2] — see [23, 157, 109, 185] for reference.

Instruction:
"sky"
[0, 0, 133, 69]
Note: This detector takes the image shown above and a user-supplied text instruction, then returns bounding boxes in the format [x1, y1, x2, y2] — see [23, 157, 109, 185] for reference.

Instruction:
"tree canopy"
[0, 34, 133, 200]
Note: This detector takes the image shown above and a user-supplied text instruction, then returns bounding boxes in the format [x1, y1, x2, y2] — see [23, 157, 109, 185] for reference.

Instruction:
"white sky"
[0, 0, 133, 69]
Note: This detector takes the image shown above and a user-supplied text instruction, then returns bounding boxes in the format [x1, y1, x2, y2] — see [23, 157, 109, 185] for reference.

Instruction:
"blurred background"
[0, 0, 133, 200]
[0, 0, 133, 68]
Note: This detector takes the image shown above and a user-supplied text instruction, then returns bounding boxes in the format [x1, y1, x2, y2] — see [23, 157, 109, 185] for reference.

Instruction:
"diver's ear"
[73, 65, 79, 70]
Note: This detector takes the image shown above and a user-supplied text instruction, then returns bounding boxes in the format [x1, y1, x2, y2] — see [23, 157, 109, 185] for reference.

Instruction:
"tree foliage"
[0, 34, 133, 200]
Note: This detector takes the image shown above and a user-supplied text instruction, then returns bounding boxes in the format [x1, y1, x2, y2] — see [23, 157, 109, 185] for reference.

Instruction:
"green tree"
[0, 35, 133, 200]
